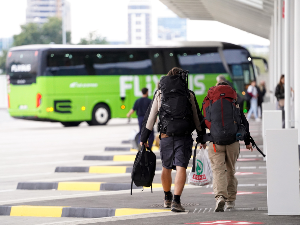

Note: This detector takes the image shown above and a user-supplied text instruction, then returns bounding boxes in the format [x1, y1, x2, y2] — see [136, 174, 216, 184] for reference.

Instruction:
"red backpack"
[202, 85, 241, 145]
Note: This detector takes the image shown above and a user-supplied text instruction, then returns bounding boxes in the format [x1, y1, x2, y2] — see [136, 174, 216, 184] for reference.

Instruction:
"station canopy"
[159, 0, 274, 39]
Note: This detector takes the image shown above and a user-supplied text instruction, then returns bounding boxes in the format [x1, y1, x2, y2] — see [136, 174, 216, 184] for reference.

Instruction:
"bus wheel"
[61, 122, 81, 127]
[90, 104, 110, 125]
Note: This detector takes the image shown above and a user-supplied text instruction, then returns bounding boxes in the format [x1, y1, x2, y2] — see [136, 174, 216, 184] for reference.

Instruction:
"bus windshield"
[6, 50, 38, 85]
[223, 49, 254, 92]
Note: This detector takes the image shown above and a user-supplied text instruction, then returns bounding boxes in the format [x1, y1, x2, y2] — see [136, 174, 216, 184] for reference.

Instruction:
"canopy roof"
[159, 0, 274, 39]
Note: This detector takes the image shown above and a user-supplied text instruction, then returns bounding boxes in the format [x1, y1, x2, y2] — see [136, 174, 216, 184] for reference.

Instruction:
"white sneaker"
[255, 118, 261, 122]
[214, 196, 225, 212]
[226, 201, 235, 209]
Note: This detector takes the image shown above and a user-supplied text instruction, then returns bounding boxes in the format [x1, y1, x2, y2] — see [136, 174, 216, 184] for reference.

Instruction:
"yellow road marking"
[115, 208, 169, 216]
[10, 206, 64, 217]
[89, 166, 127, 174]
[130, 148, 138, 152]
[113, 155, 136, 161]
[57, 182, 102, 191]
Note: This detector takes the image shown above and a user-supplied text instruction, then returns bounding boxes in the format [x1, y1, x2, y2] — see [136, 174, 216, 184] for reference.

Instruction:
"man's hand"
[246, 144, 253, 152]
[200, 143, 207, 149]
[140, 142, 149, 148]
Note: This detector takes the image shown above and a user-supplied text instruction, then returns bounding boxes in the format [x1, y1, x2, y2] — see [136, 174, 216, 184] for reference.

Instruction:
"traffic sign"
[186, 220, 263, 224]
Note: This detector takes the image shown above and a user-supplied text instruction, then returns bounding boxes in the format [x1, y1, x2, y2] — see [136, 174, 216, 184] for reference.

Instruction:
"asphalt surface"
[0, 109, 300, 225]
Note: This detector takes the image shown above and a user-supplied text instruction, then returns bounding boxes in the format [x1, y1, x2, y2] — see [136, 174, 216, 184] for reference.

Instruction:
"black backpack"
[131, 145, 156, 195]
[158, 74, 195, 136]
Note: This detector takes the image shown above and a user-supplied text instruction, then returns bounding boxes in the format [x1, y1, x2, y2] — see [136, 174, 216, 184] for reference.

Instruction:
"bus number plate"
[19, 105, 28, 110]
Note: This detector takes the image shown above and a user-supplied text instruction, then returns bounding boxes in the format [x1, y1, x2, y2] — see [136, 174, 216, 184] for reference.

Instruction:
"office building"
[158, 17, 187, 41]
[0, 37, 13, 51]
[128, 0, 152, 45]
[26, 0, 71, 31]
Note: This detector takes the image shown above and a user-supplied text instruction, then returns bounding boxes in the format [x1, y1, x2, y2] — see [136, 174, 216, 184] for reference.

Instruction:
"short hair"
[141, 87, 148, 95]
[217, 82, 229, 86]
[217, 75, 226, 82]
[167, 67, 183, 76]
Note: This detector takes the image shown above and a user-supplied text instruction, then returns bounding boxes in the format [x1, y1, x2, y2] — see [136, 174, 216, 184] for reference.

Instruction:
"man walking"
[200, 82, 253, 212]
[140, 67, 206, 212]
[127, 87, 154, 149]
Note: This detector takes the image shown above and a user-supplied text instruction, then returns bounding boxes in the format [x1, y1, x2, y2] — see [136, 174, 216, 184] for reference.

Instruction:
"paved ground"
[0, 109, 299, 225]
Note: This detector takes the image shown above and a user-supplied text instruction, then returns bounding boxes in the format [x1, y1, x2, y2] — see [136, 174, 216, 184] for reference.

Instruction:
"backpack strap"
[131, 179, 134, 195]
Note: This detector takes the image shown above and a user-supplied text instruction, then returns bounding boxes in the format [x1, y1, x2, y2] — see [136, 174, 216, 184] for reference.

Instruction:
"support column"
[284, 0, 291, 128]
[295, 0, 300, 143]
[277, 0, 282, 92]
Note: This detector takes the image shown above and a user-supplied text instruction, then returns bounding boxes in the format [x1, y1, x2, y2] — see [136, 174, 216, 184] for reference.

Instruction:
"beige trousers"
[208, 141, 240, 202]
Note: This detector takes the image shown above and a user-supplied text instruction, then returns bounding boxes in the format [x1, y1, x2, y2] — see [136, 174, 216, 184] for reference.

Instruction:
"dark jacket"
[275, 84, 284, 101]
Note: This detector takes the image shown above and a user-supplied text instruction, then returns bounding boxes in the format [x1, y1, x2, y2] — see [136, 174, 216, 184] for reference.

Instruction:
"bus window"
[93, 51, 153, 75]
[174, 48, 226, 73]
[150, 50, 165, 74]
[45, 50, 153, 76]
[163, 51, 177, 72]
[7, 51, 38, 85]
[46, 52, 88, 76]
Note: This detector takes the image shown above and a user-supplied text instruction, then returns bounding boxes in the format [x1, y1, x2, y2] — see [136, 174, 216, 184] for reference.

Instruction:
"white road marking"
[0, 160, 82, 168]
[37, 211, 188, 225]
[0, 172, 53, 179]
[0, 189, 14, 192]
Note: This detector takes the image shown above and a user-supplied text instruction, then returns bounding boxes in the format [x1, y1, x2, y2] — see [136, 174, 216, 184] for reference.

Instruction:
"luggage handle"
[192, 143, 198, 173]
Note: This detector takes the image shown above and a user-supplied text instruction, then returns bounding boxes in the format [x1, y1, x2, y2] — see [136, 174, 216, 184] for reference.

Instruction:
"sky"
[0, 0, 270, 46]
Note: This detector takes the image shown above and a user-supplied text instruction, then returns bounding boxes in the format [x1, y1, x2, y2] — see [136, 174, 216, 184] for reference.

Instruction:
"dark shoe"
[214, 196, 225, 212]
[164, 194, 173, 208]
[171, 201, 185, 212]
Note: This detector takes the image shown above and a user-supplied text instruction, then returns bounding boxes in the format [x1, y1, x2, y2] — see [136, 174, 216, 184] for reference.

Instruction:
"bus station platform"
[0, 109, 299, 225]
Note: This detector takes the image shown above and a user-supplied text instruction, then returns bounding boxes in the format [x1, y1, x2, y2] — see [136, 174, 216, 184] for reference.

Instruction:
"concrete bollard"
[266, 129, 300, 215]
[262, 102, 276, 111]
[262, 110, 282, 157]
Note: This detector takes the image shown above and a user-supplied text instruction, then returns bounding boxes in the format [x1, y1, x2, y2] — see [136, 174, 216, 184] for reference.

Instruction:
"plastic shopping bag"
[188, 145, 213, 186]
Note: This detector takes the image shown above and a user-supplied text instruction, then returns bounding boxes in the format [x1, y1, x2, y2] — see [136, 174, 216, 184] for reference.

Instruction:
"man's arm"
[127, 109, 135, 118]
[190, 91, 207, 144]
[140, 91, 159, 145]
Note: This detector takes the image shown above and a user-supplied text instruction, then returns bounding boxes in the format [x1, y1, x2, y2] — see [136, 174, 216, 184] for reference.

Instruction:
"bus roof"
[8, 41, 246, 51]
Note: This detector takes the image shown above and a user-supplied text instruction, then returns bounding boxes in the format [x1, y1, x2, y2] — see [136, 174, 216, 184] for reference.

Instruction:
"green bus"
[6, 42, 258, 127]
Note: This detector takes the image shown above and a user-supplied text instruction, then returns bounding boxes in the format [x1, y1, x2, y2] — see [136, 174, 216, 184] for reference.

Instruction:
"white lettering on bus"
[11, 64, 31, 73]
[69, 82, 98, 88]
[119, 74, 206, 98]
[120, 76, 133, 98]
[193, 74, 206, 95]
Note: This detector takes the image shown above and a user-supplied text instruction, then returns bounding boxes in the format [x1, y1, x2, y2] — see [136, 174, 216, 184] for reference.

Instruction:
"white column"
[295, 0, 300, 143]
[284, 0, 291, 128]
[269, 16, 274, 103]
[266, 129, 300, 215]
[277, 0, 282, 90]
[62, 0, 66, 44]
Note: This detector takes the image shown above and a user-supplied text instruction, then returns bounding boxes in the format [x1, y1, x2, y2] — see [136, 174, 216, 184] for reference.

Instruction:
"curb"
[55, 166, 162, 174]
[0, 206, 168, 218]
[17, 182, 142, 191]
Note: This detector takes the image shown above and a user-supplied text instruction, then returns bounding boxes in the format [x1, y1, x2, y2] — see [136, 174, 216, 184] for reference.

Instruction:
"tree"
[13, 17, 71, 46]
[79, 32, 108, 45]
[0, 50, 7, 74]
